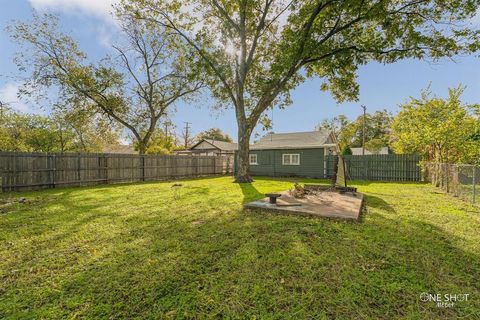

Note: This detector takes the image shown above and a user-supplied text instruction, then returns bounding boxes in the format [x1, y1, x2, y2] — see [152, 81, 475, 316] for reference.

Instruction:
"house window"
[249, 154, 258, 165]
[282, 153, 300, 165]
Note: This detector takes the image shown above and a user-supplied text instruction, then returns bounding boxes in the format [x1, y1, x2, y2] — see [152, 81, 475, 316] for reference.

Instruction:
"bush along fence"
[424, 162, 479, 206]
[327, 154, 422, 182]
[0, 152, 234, 192]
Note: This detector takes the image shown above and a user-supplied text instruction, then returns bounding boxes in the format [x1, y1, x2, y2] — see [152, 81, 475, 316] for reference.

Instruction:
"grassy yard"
[1, 176, 479, 319]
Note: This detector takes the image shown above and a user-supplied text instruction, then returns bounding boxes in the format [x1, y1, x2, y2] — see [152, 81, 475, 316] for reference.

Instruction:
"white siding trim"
[249, 154, 258, 165]
[282, 153, 300, 165]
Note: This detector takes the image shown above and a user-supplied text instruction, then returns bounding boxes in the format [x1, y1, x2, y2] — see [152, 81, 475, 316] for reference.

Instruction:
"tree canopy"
[317, 110, 393, 152]
[391, 86, 480, 164]
[133, 129, 177, 154]
[8, 12, 202, 154]
[196, 128, 233, 142]
[122, 0, 480, 181]
[0, 108, 119, 153]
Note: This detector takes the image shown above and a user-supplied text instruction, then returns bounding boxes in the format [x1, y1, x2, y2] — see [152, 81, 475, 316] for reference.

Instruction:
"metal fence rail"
[424, 162, 478, 205]
[327, 154, 422, 181]
[0, 152, 234, 191]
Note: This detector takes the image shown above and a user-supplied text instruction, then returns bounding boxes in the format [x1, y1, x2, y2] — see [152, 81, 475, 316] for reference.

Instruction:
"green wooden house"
[235, 130, 336, 178]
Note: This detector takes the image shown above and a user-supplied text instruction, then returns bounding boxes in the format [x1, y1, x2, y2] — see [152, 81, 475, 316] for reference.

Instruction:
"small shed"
[236, 130, 336, 178]
[180, 139, 238, 156]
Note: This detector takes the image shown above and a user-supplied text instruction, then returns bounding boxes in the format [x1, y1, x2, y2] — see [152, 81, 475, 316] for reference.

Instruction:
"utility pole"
[164, 121, 173, 138]
[361, 105, 367, 156]
[0, 100, 8, 119]
[164, 122, 169, 137]
[183, 121, 191, 149]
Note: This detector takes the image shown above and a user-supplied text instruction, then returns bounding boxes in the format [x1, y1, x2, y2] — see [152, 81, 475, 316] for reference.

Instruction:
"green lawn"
[1, 176, 479, 319]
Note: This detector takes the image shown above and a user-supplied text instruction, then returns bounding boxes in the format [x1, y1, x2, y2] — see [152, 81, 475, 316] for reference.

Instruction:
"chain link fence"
[424, 162, 479, 205]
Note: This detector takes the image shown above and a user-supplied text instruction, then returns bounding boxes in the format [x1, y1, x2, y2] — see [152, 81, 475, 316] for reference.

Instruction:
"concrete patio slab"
[244, 190, 364, 221]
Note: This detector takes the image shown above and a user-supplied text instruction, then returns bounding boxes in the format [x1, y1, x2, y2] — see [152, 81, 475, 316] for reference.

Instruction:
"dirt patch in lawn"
[244, 190, 364, 221]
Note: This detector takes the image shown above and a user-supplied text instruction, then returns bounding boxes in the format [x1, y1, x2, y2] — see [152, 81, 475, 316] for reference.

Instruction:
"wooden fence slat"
[0, 152, 234, 191]
[326, 154, 421, 182]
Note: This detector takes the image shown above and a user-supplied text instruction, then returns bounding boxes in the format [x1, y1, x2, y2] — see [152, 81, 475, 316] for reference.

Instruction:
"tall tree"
[0, 108, 120, 153]
[316, 114, 350, 149]
[317, 110, 393, 151]
[196, 128, 233, 142]
[391, 86, 480, 164]
[53, 106, 121, 152]
[0, 110, 31, 151]
[123, 0, 480, 182]
[9, 12, 202, 154]
[133, 129, 177, 154]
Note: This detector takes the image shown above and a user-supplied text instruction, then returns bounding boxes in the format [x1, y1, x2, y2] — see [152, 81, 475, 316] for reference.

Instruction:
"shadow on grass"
[3, 178, 480, 319]
[364, 194, 397, 213]
[25, 206, 479, 319]
[251, 176, 330, 184]
[347, 180, 428, 187]
[7, 174, 233, 196]
[239, 182, 264, 204]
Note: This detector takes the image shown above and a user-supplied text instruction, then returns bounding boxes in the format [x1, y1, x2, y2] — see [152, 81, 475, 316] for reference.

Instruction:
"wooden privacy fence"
[0, 152, 233, 191]
[326, 154, 421, 181]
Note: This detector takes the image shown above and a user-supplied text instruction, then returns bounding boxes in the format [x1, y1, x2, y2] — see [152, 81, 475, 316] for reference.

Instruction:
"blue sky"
[1, 0, 479, 142]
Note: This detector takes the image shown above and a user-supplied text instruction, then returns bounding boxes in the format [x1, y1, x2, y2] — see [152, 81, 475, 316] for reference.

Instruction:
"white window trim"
[249, 154, 258, 165]
[282, 153, 300, 165]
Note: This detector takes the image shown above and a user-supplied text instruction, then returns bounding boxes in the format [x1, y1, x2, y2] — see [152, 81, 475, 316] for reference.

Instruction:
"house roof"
[208, 139, 238, 151]
[251, 130, 334, 150]
[350, 147, 389, 155]
[190, 139, 238, 151]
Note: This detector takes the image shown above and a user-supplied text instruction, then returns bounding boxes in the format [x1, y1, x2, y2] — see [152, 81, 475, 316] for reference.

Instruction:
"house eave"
[249, 146, 330, 151]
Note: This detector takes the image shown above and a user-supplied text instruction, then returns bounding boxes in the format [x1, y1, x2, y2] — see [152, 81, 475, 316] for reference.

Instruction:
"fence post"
[363, 157, 367, 180]
[51, 154, 56, 188]
[141, 155, 145, 181]
[473, 165, 476, 204]
[77, 153, 81, 183]
[193, 156, 198, 176]
[104, 154, 109, 184]
[13, 153, 17, 192]
[366, 157, 370, 180]
[444, 164, 448, 192]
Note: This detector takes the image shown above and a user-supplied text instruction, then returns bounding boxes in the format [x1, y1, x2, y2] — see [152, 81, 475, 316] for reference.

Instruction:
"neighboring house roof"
[190, 139, 238, 151]
[350, 147, 389, 155]
[103, 144, 135, 154]
[251, 130, 334, 150]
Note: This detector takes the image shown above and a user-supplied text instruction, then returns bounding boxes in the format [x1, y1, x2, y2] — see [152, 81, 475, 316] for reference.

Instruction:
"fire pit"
[265, 193, 282, 204]
[245, 188, 364, 221]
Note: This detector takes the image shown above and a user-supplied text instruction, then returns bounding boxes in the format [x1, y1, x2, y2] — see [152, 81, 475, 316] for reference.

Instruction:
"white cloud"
[96, 24, 116, 48]
[0, 82, 42, 114]
[28, 0, 119, 22]
[28, 0, 123, 51]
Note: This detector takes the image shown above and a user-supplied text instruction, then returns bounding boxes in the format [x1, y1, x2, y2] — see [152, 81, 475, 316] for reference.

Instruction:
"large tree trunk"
[235, 125, 253, 183]
[138, 141, 147, 155]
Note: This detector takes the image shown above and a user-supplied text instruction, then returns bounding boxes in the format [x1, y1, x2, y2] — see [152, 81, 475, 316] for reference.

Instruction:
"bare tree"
[9, 13, 203, 154]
